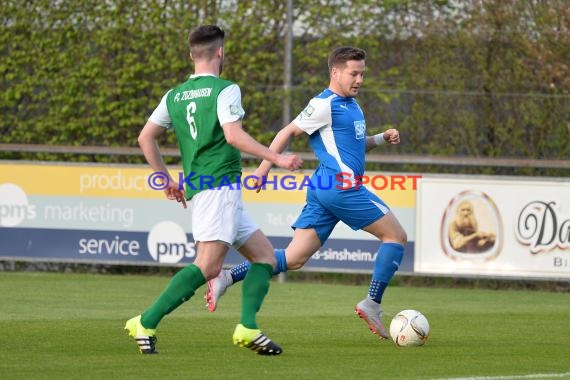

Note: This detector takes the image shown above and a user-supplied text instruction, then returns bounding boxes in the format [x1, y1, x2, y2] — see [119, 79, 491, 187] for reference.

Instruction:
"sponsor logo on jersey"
[354, 120, 366, 139]
[230, 104, 243, 115]
[300, 105, 315, 119]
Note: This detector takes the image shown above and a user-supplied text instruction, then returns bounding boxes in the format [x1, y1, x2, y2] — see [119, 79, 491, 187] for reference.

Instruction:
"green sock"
[141, 264, 206, 329]
[241, 263, 273, 329]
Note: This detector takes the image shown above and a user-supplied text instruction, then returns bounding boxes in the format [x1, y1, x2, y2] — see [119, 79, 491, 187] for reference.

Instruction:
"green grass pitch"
[0, 272, 569, 380]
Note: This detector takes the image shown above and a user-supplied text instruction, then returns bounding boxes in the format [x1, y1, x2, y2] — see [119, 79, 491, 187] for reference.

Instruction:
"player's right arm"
[254, 97, 328, 186]
[222, 121, 302, 171]
[254, 122, 305, 178]
[217, 84, 302, 171]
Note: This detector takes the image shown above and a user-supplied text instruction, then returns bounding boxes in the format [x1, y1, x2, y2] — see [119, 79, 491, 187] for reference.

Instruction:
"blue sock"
[368, 242, 404, 303]
[274, 249, 287, 273]
[230, 249, 287, 283]
[230, 261, 251, 283]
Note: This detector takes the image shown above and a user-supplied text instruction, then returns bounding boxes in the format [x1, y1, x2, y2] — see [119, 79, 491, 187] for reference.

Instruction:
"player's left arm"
[365, 128, 400, 152]
[138, 121, 186, 207]
[138, 121, 169, 174]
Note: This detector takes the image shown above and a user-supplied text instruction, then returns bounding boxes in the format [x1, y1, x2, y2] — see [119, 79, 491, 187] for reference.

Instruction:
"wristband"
[373, 133, 385, 146]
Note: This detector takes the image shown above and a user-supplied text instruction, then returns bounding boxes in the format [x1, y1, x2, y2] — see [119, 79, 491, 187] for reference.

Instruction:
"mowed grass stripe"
[0, 272, 569, 380]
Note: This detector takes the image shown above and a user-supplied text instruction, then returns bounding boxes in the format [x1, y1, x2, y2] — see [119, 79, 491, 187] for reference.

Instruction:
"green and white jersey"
[149, 74, 246, 199]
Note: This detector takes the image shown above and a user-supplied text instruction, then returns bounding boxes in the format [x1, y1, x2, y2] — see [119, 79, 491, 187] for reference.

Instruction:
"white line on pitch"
[435, 372, 570, 380]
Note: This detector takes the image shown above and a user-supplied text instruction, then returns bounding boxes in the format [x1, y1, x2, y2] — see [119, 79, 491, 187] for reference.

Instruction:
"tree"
[1, 0, 568, 173]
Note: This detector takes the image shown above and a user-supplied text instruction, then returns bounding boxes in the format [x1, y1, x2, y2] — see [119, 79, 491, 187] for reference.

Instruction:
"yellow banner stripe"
[0, 163, 163, 198]
[0, 163, 417, 207]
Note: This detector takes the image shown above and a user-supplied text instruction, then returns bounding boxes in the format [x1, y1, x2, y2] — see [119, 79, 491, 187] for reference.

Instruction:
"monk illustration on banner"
[448, 200, 496, 253]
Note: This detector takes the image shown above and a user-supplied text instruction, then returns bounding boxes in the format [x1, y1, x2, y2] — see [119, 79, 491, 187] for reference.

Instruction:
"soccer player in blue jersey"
[205, 46, 406, 340]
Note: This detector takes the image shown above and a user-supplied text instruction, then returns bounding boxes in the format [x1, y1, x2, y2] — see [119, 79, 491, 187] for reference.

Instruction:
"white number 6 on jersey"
[186, 102, 197, 139]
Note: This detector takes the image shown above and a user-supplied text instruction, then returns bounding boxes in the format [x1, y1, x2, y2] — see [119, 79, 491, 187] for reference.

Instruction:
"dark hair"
[327, 46, 366, 72]
[188, 25, 225, 59]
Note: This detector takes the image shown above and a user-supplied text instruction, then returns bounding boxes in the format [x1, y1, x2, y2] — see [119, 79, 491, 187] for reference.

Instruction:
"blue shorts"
[292, 171, 390, 244]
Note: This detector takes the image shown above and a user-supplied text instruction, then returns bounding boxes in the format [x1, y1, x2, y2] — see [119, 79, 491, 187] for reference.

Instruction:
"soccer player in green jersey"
[125, 25, 302, 355]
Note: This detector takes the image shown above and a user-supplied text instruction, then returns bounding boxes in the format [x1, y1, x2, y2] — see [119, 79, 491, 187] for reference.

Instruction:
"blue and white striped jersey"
[293, 88, 367, 179]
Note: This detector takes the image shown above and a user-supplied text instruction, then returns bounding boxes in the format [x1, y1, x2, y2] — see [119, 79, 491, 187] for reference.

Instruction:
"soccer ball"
[389, 309, 430, 347]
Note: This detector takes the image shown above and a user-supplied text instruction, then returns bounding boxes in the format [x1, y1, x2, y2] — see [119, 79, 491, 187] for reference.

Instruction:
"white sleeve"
[217, 84, 245, 125]
[292, 97, 331, 135]
[148, 90, 173, 128]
